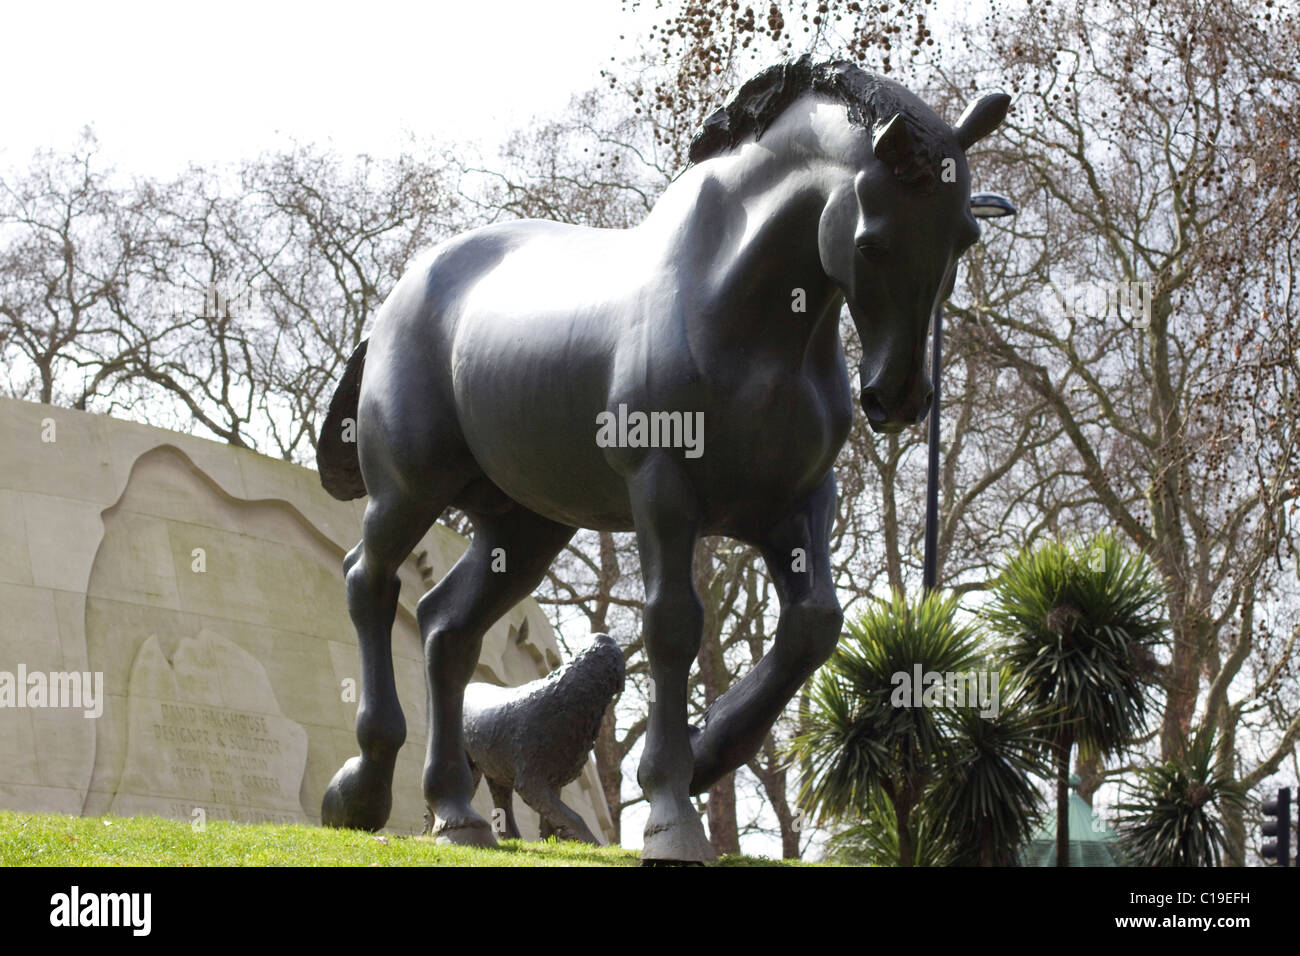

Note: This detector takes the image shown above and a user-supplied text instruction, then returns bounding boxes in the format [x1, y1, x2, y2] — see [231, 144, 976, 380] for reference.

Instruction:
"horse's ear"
[954, 92, 1011, 150]
[871, 113, 914, 169]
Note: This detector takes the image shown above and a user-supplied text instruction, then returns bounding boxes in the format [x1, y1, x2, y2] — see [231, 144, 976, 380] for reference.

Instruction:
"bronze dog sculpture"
[446, 632, 624, 844]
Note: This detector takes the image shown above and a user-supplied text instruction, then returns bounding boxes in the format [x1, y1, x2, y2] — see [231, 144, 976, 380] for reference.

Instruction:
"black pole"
[920, 193, 1016, 594]
[923, 302, 941, 592]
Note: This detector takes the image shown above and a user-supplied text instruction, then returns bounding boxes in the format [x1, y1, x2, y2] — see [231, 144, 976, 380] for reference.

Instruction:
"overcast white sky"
[1, 0, 655, 174]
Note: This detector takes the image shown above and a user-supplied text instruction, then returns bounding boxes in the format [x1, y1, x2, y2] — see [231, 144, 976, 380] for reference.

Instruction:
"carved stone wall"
[0, 396, 613, 840]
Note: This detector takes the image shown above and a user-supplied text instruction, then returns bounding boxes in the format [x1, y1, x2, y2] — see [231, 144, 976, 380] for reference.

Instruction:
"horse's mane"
[686, 54, 949, 187]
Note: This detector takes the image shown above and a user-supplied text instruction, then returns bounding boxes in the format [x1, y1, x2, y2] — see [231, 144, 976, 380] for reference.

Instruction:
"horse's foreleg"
[322, 497, 437, 830]
[420, 506, 573, 846]
[688, 472, 843, 795]
[629, 455, 716, 863]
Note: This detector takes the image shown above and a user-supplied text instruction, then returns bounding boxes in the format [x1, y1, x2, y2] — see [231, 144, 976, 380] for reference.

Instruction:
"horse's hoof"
[431, 809, 498, 848]
[321, 756, 392, 831]
[641, 810, 717, 863]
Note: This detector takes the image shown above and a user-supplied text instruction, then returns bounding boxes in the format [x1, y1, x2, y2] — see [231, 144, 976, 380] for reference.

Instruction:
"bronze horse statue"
[316, 56, 1009, 862]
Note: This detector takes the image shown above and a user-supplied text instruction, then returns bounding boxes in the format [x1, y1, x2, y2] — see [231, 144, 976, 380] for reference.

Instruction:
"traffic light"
[1262, 787, 1291, 867]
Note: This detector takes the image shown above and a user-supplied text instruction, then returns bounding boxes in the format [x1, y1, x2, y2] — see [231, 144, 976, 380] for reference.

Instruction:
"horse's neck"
[642, 146, 846, 362]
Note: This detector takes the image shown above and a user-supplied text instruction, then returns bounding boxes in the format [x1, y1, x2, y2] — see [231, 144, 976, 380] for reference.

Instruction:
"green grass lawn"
[0, 811, 812, 866]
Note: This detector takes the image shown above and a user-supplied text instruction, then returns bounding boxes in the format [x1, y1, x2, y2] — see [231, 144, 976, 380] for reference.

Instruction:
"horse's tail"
[317, 338, 369, 500]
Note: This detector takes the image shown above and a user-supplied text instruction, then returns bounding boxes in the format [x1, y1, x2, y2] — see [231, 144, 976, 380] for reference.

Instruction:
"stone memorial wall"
[0, 396, 614, 840]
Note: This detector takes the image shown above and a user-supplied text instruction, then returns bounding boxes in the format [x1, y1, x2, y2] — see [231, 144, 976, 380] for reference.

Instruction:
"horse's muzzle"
[861, 386, 932, 434]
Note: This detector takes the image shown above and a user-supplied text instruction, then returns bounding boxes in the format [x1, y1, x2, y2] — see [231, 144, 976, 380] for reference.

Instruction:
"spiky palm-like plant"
[823, 791, 956, 867]
[986, 532, 1166, 867]
[791, 590, 990, 866]
[816, 674, 1049, 868]
[929, 669, 1050, 866]
[1115, 729, 1247, 866]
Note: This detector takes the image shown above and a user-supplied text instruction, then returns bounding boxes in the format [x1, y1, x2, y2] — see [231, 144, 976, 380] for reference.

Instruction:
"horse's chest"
[706, 367, 852, 494]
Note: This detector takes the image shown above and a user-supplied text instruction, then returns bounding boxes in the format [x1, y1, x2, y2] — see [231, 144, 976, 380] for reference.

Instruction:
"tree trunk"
[979, 819, 995, 867]
[38, 359, 53, 405]
[750, 737, 802, 858]
[1222, 801, 1247, 868]
[1215, 719, 1247, 867]
[592, 701, 622, 845]
[706, 773, 741, 856]
[1056, 731, 1074, 867]
[1075, 750, 1103, 806]
[587, 529, 625, 844]
[1159, 615, 1200, 760]
[693, 538, 740, 855]
[895, 798, 915, 867]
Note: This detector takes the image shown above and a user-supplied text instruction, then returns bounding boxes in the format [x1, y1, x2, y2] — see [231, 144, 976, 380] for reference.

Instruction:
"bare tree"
[926, 0, 1300, 863]
[0, 129, 174, 411]
[1, 135, 463, 462]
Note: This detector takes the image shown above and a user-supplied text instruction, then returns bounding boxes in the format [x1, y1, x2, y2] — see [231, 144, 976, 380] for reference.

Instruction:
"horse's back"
[357, 219, 648, 524]
[442, 220, 654, 525]
[373, 218, 640, 353]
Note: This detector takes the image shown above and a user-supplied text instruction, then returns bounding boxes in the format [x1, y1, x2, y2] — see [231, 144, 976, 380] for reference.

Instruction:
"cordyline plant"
[985, 532, 1167, 867]
[929, 668, 1049, 866]
[1115, 728, 1248, 867]
[790, 590, 1045, 866]
[822, 790, 957, 867]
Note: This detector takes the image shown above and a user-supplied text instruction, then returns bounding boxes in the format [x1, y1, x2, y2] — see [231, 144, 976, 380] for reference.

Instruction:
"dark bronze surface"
[318, 56, 1008, 861]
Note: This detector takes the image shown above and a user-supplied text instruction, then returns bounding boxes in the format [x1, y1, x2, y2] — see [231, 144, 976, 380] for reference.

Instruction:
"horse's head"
[818, 88, 1010, 433]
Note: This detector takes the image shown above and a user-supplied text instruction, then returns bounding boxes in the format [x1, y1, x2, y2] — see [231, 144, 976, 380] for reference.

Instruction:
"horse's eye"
[856, 239, 890, 260]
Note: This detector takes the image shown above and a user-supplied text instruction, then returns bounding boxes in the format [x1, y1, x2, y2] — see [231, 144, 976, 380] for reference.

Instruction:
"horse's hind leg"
[321, 493, 441, 830]
[419, 504, 574, 846]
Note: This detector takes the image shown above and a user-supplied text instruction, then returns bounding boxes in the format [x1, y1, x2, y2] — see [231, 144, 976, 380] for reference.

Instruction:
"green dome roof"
[1019, 778, 1122, 866]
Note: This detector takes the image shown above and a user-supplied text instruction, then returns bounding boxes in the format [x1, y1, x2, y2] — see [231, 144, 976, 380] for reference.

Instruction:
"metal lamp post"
[922, 193, 1018, 592]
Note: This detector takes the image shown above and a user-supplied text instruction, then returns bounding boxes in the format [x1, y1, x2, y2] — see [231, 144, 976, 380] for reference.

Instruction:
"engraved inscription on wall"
[110, 631, 309, 824]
